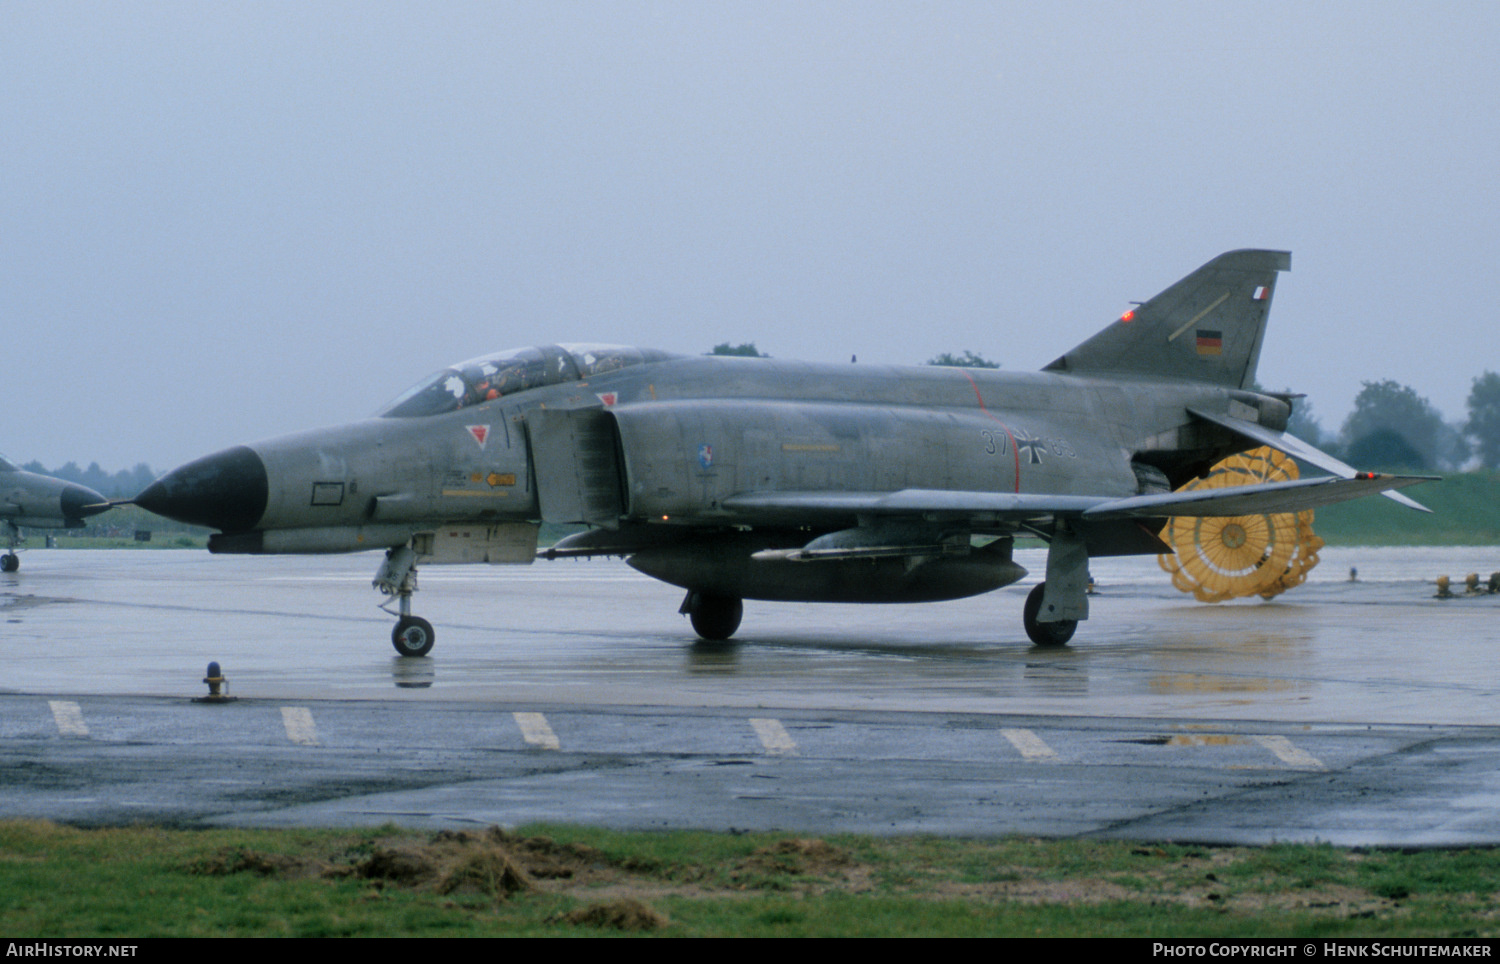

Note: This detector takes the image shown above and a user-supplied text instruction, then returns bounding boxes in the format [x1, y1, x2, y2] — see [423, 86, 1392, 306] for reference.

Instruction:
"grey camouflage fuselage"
[134, 250, 1431, 651]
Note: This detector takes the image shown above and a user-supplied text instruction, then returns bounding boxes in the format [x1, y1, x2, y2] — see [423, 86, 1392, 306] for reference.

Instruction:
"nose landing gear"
[3, 524, 21, 572]
[375, 545, 435, 657]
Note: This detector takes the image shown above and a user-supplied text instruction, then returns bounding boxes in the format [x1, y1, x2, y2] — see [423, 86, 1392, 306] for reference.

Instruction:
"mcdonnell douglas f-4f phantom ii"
[135, 250, 1432, 656]
[1, 455, 111, 571]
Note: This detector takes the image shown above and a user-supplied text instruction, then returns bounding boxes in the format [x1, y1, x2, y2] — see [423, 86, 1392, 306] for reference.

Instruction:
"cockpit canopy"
[380, 343, 675, 418]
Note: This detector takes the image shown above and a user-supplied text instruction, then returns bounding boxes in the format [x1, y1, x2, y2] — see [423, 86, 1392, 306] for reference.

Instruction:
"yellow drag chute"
[1158, 447, 1324, 602]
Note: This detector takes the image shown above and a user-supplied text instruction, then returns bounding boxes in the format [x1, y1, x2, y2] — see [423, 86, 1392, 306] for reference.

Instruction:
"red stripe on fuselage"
[960, 371, 1021, 492]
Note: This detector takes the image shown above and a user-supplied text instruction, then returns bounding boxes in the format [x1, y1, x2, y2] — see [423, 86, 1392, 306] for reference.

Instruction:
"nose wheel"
[392, 616, 436, 657]
[3, 524, 20, 572]
[375, 545, 436, 657]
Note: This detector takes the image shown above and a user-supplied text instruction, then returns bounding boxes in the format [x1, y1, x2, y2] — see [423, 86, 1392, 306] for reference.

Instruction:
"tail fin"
[1043, 249, 1291, 389]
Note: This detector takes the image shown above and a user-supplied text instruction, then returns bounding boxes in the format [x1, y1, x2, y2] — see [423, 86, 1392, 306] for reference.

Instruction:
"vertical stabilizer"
[1044, 249, 1291, 388]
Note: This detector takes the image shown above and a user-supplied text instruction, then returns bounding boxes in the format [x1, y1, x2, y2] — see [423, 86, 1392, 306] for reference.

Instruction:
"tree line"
[1281, 376, 1500, 471]
[19, 461, 157, 499]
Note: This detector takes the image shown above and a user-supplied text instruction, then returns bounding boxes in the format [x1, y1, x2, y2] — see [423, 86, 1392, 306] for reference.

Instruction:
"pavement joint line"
[1001, 727, 1057, 761]
[48, 700, 88, 738]
[280, 706, 319, 746]
[1254, 734, 1326, 770]
[514, 711, 560, 750]
[750, 717, 798, 755]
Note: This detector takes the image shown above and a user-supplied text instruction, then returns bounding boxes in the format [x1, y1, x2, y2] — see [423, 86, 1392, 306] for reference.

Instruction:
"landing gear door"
[524, 408, 625, 527]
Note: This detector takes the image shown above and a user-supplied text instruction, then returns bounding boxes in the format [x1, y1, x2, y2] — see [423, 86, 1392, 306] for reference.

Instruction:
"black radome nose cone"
[60, 483, 110, 521]
[135, 446, 269, 532]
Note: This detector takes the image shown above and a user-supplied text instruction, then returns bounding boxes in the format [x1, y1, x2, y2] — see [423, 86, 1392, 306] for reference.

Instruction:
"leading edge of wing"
[721, 475, 1432, 526]
[1188, 407, 1435, 512]
[1081, 472, 1434, 520]
[718, 489, 1111, 520]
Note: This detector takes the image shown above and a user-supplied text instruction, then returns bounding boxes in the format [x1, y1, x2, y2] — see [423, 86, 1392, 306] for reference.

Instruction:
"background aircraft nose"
[134, 446, 269, 532]
[60, 483, 111, 520]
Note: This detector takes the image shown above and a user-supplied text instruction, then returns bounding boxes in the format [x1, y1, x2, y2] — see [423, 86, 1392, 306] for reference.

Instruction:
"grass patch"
[1314, 470, 1500, 545]
[2, 821, 1498, 937]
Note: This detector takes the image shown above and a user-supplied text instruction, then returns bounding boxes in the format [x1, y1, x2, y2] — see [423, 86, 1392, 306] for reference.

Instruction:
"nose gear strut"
[375, 545, 435, 656]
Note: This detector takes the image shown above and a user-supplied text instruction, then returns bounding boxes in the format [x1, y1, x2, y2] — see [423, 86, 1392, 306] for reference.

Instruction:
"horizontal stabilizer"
[1083, 473, 1434, 520]
[1188, 408, 1434, 512]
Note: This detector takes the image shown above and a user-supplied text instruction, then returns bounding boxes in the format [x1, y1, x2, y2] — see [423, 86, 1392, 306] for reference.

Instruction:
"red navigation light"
[1120, 310, 1135, 323]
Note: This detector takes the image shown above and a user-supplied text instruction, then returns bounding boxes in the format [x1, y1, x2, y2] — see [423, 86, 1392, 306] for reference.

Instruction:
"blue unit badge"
[697, 444, 714, 470]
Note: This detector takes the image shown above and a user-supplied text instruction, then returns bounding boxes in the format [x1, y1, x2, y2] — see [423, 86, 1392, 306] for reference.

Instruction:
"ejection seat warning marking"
[1001, 728, 1056, 761]
[281, 707, 319, 746]
[1254, 734, 1325, 770]
[514, 712, 560, 750]
[49, 700, 88, 738]
[750, 718, 797, 755]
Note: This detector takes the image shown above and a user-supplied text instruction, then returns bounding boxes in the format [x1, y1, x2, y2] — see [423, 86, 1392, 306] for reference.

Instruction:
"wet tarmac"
[3, 546, 1499, 844]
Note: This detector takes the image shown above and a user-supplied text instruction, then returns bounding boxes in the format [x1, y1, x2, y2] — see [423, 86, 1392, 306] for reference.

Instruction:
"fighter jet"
[135, 250, 1432, 656]
[1, 455, 111, 571]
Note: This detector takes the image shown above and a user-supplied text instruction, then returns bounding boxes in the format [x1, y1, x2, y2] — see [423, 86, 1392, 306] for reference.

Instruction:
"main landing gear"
[680, 590, 743, 641]
[1023, 581, 1077, 647]
[375, 546, 435, 657]
[673, 586, 1076, 647]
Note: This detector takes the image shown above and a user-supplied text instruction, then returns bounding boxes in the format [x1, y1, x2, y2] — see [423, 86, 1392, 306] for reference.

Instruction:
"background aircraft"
[134, 250, 1430, 656]
[0, 455, 111, 571]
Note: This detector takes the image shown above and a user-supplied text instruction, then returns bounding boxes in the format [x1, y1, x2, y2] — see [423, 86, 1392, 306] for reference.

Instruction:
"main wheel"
[1023, 582, 1076, 646]
[391, 615, 436, 657]
[687, 592, 743, 640]
[1, 554, 17, 573]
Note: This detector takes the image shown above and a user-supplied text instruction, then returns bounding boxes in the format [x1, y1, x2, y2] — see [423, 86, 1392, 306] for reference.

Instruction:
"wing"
[1081, 472, 1433, 519]
[721, 474, 1431, 523]
[720, 489, 1111, 521]
[543, 472, 1432, 562]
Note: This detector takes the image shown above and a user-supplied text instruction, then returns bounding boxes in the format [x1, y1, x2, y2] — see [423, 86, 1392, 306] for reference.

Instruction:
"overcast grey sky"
[5, 1, 1498, 472]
